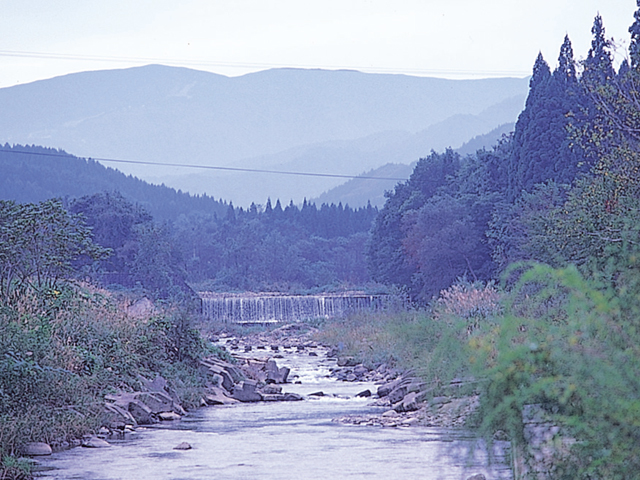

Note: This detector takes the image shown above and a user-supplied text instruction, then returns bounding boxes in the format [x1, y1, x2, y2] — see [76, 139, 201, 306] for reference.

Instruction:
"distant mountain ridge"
[312, 122, 516, 207]
[0, 65, 529, 205]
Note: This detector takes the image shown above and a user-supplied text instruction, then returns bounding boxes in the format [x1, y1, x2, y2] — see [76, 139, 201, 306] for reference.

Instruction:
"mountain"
[0, 65, 528, 205]
[312, 122, 517, 208]
[152, 93, 526, 205]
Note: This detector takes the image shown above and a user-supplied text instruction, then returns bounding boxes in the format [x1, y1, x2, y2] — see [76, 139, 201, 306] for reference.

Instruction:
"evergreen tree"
[583, 14, 614, 84]
[630, 0, 640, 69]
[507, 40, 586, 202]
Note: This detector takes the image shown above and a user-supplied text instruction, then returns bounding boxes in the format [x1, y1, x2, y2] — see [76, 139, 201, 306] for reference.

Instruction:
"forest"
[2, 4, 640, 478]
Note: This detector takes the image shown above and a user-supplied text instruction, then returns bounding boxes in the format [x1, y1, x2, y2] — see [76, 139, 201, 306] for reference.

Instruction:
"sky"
[0, 0, 638, 88]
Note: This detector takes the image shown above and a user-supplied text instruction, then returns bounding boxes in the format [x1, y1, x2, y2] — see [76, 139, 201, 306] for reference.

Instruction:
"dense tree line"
[0, 145, 379, 296]
[63, 192, 378, 297]
[366, 12, 629, 304]
[366, 7, 640, 476]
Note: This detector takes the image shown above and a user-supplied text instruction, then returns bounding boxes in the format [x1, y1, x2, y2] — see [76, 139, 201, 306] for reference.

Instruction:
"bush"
[0, 282, 215, 466]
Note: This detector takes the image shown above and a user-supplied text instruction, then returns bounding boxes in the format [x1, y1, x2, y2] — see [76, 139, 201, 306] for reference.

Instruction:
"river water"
[36, 345, 512, 480]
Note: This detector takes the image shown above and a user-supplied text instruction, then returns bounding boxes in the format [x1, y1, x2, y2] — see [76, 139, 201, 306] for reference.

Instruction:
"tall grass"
[0, 282, 215, 471]
[315, 281, 503, 392]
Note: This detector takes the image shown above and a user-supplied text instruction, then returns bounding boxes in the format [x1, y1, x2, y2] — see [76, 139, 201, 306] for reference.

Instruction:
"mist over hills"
[312, 122, 516, 208]
[0, 65, 528, 206]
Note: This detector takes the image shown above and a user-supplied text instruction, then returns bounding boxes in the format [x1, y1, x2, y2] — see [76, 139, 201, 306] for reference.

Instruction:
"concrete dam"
[199, 292, 389, 323]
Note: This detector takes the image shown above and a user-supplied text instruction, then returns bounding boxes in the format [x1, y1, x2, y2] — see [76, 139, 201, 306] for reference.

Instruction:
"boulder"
[134, 391, 173, 414]
[82, 437, 111, 448]
[261, 394, 287, 401]
[102, 403, 137, 429]
[337, 357, 359, 367]
[283, 392, 304, 401]
[393, 391, 420, 412]
[205, 386, 239, 405]
[260, 384, 283, 394]
[353, 365, 369, 377]
[265, 359, 290, 384]
[377, 376, 404, 397]
[466, 475, 486, 480]
[231, 380, 262, 402]
[23, 442, 52, 456]
[158, 411, 182, 421]
[204, 364, 235, 391]
[128, 398, 156, 425]
[174, 442, 192, 450]
[387, 385, 408, 404]
[356, 389, 372, 398]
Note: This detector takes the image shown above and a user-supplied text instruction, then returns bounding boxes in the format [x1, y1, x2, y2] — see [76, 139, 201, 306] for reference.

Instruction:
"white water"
[199, 293, 384, 323]
[36, 346, 512, 480]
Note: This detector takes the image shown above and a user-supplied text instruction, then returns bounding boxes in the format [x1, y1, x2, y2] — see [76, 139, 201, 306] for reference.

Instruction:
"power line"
[0, 49, 531, 78]
[0, 148, 409, 182]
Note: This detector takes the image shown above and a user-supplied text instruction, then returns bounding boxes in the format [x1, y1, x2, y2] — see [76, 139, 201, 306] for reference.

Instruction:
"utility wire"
[0, 49, 531, 78]
[0, 148, 409, 182]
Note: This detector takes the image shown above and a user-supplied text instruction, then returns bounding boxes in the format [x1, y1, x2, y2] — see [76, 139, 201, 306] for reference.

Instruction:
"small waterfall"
[199, 293, 388, 323]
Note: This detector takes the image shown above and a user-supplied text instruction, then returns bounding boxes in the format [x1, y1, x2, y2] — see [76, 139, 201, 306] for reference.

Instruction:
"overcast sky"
[0, 1, 637, 88]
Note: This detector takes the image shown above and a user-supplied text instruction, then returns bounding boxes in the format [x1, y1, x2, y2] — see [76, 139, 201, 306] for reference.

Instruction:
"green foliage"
[0, 282, 217, 462]
[316, 307, 476, 392]
[472, 264, 640, 478]
[0, 199, 108, 303]
[367, 149, 498, 302]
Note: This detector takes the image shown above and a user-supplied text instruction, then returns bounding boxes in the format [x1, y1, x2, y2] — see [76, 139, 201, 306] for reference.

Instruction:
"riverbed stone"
[134, 391, 173, 414]
[231, 380, 262, 402]
[393, 391, 420, 412]
[82, 437, 111, 448]
[356, 389, 372, 397]
[174, 442, 192, 450]
[283, 392, 304, 401]
[466, 475, 486, 480]
[158, 411, 182, 421]
[24, 442, 52, 456]
[128, 398, 156, 425]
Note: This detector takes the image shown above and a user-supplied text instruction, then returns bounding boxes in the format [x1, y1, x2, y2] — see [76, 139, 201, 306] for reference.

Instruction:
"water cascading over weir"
[199, 292, 386, 324]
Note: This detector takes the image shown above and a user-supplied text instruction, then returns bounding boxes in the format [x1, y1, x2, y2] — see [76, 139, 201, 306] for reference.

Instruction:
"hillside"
[0, 65, 529, 205]
[313, 122, 516, 207]
[0, 144, 227, 221]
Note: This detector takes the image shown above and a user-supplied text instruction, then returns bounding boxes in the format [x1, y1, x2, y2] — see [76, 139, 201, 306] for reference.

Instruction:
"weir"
[199, 292, 388, 323]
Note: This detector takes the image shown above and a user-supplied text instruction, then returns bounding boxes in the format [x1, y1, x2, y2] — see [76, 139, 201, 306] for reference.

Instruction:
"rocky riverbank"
[25, 323, 479, 461]
[217, 323, 481, 430]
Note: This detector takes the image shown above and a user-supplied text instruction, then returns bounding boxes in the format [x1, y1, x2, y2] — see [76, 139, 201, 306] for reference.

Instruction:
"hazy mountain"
[0, 64, 528, 205]
[312, 122, 517, 208]
[154, 94, 525, 205]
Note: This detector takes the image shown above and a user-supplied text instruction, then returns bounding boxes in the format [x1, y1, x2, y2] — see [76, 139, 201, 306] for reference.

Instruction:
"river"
[36, 342, 512, 480]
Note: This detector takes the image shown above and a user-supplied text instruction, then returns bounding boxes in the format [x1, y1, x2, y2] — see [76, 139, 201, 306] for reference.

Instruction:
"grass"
[0, 282, 220, 478]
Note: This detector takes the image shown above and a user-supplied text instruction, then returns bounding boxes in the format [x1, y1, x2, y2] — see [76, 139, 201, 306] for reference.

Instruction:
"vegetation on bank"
[325, 7, 640, 477]
[0, 199, 225, 478]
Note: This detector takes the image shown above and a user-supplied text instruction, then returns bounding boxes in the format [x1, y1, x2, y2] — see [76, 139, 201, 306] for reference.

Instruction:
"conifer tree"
[629, 0, 640, 68]
[583, 14, 614, 84]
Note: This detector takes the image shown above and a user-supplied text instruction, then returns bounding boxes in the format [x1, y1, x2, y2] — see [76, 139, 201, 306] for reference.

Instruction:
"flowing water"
[36, 345, 512, 480]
